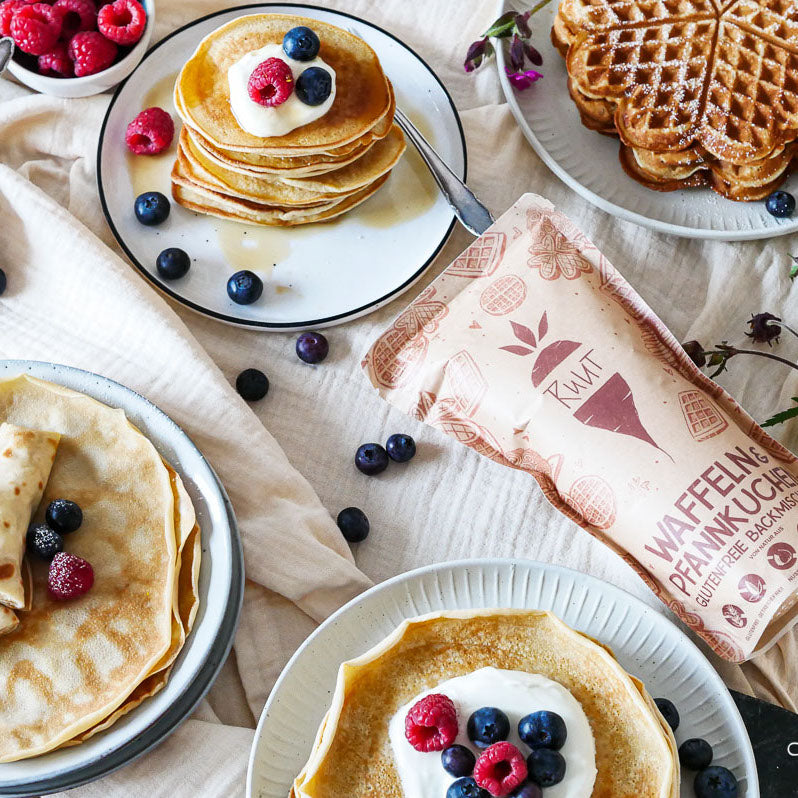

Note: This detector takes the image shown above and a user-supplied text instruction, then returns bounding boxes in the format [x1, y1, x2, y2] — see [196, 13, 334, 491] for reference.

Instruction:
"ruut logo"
[500, 314, 668, 457]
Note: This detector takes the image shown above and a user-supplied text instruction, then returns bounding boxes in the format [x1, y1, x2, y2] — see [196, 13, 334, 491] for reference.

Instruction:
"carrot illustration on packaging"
[500, 317, 669, 457]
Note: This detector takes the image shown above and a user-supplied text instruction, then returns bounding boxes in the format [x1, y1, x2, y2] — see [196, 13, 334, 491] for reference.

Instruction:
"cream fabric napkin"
[1, 1, 798, 796]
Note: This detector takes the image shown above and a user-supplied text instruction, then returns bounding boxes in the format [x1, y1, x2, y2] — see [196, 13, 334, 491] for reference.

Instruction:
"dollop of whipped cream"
[388, 667, 597, 798]
[227, 43, 336, 137]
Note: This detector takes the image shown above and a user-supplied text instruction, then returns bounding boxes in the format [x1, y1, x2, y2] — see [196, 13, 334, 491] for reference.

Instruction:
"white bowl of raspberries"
[1, 0, 154, 98]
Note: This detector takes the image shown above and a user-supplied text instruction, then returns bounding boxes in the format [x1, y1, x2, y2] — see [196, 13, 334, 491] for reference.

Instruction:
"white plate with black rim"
[0, 361, 244, 798]
[495, 0, 798, 240]
[246, 558, 758, 798]
[98, 3, 465, 331]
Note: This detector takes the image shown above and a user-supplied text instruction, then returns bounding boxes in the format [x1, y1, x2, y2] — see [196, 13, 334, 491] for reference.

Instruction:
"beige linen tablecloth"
[2, 1, 798, 795]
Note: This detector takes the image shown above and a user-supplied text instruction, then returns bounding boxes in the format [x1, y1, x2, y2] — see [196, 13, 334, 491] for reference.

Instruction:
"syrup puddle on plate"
[357, 145, 438, 228]
[214, 221, 289, 278]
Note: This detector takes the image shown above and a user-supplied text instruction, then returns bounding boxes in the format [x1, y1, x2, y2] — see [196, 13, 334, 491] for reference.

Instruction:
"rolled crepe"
[0, 605, 18, 636]
[0, 423, 60, 610]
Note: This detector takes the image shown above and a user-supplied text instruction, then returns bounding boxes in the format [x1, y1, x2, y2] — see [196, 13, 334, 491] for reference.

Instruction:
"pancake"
[172, 164, 389, 227]
[186, 125, 379, 178]
[178, 79, 396, 169]
[291, 609, 678, 798]
[179, 125, 404, 205]
[176, 14, 392, 154]
[0, 375, 180, 762]
[0, 423, 60, 611]
[64, 468, 201, 746]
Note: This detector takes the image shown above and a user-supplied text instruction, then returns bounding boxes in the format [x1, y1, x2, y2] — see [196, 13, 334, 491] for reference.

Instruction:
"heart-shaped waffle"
[557, 0, 798, 197]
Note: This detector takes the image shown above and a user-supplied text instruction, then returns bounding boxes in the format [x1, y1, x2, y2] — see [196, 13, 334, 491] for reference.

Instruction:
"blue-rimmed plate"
[0, 361, 243, 797]
[98, 3, 466, 331]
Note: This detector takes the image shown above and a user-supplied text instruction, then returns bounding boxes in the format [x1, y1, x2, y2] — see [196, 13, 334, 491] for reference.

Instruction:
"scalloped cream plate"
[98, 3, 465, 331]
[0, 361, 243, 798]
[495, 0, 798, 240]
[246, 559, 758, 798]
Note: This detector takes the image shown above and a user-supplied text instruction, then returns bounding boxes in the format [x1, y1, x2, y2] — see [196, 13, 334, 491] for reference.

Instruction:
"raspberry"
[404, 693, 458, 752]
[247, 57, 294, 107]
[0, 0, 30, 38]
[54, 0, 95, 40]
[48, 552, 94, 601]
[97, 0, 145, 46]
[68, 30, 117, 77]
[38, 39, 73, 76]
[10, 2, 62, 56]
[473, 742, 528, 797]
[125, 106, 174, 155]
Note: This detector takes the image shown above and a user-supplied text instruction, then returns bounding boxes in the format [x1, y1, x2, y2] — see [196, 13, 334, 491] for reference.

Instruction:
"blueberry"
[467, 707, 510, 748]
[654, 698, 680, 732]
[0, 268, 6, 296]
[694, 766, 739, 798]
[441, 744, 476, 778]
[355, 443, 389, 476]
[134, 191, 171, 226]
[510, 785, 542, 798]
[282, 26, 320, 62]
[26, 524, 63, 560]
[295, 66, 332, 106]
[518, 710, 567, 751]
[46, 499, 83, 534]
[679, 738, 713, 771]
[765, 190, 795, 218]
[227, 270, 263, 305]
[336, 507, 369, 543]
[235, 368, 269, 401]
[156, 247, 191, 280]
[446, 777, 489, 798]
[296, 331, 329, 364]
[386, 433, 416, 463]
[527, 748, 566, 787]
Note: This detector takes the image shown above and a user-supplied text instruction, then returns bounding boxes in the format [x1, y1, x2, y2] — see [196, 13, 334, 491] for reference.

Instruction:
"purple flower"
[464, 37, 494, 73]
[514, 11, 532, 38]
[509, 34, 526, 71]
[505, 66, 543, 90]
[524, 41, 543, 66]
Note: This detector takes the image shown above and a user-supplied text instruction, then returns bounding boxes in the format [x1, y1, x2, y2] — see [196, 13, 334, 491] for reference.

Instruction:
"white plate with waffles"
[246, 559, 758, 798]
[98, 3, 465, 331]
[496, 0, 798, 240]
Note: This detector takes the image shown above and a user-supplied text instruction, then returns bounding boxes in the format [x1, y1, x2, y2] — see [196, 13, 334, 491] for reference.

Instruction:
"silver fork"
[347, 27, 494, 236]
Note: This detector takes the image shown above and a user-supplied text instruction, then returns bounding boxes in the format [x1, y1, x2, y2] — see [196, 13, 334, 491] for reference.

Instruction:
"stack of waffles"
[171, 14, 405, 226]
[552, 0, 798, 200]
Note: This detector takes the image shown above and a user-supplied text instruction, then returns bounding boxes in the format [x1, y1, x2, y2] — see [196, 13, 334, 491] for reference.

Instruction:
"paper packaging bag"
[363, 194, 798, 663]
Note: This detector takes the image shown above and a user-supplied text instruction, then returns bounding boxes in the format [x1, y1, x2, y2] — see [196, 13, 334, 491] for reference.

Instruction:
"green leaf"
[762, 398, 798, 427]
[484, 11, 518, 37]
[708, 362, 727, 379]
[790, 260, 798, 281]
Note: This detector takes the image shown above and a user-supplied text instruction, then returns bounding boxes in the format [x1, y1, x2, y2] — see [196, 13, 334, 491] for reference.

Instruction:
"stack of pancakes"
[553, 0, 798, 199]
[172, 14, 405, 225]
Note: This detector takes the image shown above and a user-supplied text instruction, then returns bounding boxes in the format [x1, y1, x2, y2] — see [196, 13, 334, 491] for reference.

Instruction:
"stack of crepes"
[171, 14, 405, 226]
[552, 0, 798, 199]
[0, 375, 201, 762]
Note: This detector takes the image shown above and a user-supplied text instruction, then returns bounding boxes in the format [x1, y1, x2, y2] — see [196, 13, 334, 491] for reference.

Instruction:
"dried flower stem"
[715, 344, 798, 372]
